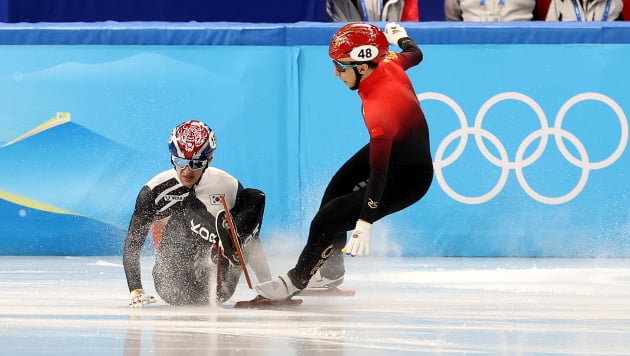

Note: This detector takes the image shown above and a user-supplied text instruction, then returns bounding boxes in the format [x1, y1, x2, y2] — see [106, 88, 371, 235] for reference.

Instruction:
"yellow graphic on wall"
[1, 112, 71, 148]
[0, 190, 76, 215]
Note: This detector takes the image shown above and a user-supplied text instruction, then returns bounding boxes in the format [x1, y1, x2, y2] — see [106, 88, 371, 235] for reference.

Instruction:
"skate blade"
[234, 295, 303, 308]
[298, 288, 355, 296]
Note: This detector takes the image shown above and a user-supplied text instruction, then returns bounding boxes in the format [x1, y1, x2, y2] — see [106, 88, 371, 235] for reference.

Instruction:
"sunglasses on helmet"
[332, 59, 358, 73]
[172, 155, 208, 171]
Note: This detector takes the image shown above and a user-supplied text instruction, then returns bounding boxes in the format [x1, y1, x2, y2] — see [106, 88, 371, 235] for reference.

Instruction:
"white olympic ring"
[418, 92, 628, 205]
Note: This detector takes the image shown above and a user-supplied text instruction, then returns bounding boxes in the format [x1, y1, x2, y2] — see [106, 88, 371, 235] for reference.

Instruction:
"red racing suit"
[289, 37, 434, 286]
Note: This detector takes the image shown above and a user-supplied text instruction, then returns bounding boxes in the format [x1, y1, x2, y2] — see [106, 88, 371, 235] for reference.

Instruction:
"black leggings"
[290, 145, 433, 286]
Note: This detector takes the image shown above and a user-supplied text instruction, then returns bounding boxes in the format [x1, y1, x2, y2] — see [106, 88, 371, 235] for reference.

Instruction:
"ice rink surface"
[2, 255, 630, 355]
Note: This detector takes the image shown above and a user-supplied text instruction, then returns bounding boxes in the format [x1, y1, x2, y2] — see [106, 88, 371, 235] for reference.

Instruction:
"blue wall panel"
[0, 22, 628, 256]
[298, 42, 629, 257]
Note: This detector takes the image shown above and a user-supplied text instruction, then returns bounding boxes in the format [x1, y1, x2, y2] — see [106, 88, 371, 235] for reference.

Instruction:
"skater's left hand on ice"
[343, 219, 371, 257]
[129, 289, 156, 307]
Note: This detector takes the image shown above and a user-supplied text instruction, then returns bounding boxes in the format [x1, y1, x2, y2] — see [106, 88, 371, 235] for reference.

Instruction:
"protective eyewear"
[333, 59, 358, 72]
[172, 156, 208, 170]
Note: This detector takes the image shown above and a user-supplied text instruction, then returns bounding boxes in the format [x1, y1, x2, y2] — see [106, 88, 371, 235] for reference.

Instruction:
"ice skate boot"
[306, 269, 344, 289]
[255, 273, 301, 300]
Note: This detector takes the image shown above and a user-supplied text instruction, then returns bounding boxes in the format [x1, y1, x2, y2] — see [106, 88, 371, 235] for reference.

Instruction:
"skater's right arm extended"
[123, 186, 156, 306]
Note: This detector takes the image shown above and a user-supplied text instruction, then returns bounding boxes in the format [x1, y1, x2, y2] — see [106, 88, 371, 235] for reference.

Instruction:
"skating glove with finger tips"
[384, 22, 409, 46]
[129, 288, 156, 307]
[342, 219, 371, 257]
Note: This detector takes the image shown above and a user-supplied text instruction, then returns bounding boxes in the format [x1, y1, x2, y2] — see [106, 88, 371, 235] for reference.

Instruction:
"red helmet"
[329, 22, 389, 63]
[168, 120, 216, 160]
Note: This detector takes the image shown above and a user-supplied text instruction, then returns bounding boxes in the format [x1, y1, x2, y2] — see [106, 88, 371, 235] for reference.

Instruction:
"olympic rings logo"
[418, 92, 628, 205]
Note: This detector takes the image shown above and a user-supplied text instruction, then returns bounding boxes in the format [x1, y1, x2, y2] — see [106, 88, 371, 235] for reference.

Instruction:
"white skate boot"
[306, 269, 344, 289]
[255, 274, 300, 300]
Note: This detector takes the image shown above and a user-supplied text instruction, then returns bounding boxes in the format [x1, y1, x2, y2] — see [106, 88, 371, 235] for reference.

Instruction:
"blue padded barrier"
[0, 21, 630, 45]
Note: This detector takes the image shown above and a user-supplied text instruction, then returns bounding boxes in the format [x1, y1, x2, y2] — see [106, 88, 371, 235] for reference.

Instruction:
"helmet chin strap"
[350, 66, 362, 91]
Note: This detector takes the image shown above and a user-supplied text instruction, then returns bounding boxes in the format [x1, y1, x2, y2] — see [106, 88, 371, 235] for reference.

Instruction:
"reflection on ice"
[1, 256, 630, 355]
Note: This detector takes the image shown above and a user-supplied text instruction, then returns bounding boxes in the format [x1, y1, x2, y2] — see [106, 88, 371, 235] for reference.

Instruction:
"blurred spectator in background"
[535, 0, 552, 19]
[327, 0, 420, 21]
[445, 0, 537, 21]
[546, 0, 623, 21]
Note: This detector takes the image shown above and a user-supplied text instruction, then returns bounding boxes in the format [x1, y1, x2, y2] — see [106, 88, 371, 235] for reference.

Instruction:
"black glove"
[215, 211, 241, 266]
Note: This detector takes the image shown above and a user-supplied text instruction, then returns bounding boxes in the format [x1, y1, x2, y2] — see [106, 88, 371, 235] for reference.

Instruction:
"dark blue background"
[0, 0, 444, 23]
